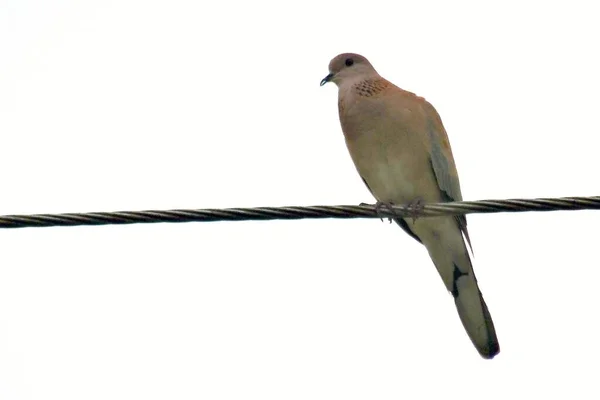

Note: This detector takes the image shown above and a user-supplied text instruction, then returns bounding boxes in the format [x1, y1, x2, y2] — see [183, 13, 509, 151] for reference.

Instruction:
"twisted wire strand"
[0, 195, 598, 230]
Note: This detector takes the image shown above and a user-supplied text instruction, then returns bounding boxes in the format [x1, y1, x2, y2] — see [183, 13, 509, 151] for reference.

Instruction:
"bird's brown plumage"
[322, 52, 499, 358]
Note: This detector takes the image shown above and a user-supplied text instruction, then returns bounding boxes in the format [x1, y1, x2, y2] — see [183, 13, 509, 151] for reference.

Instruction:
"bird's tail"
[423, 220, 500, 359]
[453, 268, 499, 358]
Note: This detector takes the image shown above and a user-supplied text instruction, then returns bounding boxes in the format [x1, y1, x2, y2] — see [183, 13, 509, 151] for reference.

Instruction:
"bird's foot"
[360, 201, 397, 223]
[406, 197, 425, 224]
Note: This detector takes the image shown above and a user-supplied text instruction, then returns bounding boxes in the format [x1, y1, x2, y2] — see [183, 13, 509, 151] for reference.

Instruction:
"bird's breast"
[341, 99, 438, 204]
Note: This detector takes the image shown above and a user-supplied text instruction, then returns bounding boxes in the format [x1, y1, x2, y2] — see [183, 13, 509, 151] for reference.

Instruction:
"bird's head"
[320, 53, 378, 87]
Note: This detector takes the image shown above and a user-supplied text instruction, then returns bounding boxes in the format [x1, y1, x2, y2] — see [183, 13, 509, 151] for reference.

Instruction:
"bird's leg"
[360, 201, 396, 223]
[406, 197, 425, 224]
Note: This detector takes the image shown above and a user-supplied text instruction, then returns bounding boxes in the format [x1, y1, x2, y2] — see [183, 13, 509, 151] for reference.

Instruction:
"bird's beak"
[320, 73, 334, 86]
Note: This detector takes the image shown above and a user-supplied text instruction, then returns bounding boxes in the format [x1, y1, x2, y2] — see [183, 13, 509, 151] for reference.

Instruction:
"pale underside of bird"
[321, 53, 500, 359]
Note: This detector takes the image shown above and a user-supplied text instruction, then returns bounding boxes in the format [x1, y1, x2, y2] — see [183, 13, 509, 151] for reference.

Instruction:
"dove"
[321, 53, 499, 359]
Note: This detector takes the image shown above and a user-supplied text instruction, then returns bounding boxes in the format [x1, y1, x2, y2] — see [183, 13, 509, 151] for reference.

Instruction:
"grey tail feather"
[453, 264, 500, 359]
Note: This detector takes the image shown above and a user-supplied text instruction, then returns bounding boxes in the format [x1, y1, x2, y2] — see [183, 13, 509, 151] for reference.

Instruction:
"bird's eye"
[345, 58, 354, 67]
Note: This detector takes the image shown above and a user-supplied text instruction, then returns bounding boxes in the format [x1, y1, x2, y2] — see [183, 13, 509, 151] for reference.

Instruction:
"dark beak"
[320, 73, 334, 86]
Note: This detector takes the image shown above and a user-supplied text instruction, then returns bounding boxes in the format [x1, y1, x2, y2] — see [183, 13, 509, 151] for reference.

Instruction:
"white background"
[1, 1, 599, 399]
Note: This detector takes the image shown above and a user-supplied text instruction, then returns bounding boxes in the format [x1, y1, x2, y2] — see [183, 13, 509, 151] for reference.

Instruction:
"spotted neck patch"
[353, 78, 389, 97]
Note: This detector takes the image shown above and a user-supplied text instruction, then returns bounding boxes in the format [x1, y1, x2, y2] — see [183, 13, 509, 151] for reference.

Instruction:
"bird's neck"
[337, 75, 390, 116]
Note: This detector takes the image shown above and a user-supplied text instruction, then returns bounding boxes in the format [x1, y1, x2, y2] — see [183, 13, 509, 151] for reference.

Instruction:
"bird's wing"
[422, 101, 473, 251]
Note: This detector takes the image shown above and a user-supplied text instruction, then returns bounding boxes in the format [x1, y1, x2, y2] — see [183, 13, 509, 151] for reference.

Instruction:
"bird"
[320, 53, 499, 359]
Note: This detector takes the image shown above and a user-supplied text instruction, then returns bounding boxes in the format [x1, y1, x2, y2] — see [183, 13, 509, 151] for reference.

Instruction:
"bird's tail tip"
[454, 273, 500, 359]
[479, 339, 500, 359]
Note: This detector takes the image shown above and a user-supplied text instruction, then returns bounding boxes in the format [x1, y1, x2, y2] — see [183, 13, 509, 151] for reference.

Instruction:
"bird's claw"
[406, 197, 425, 224]
[360, 201, 397, 223]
